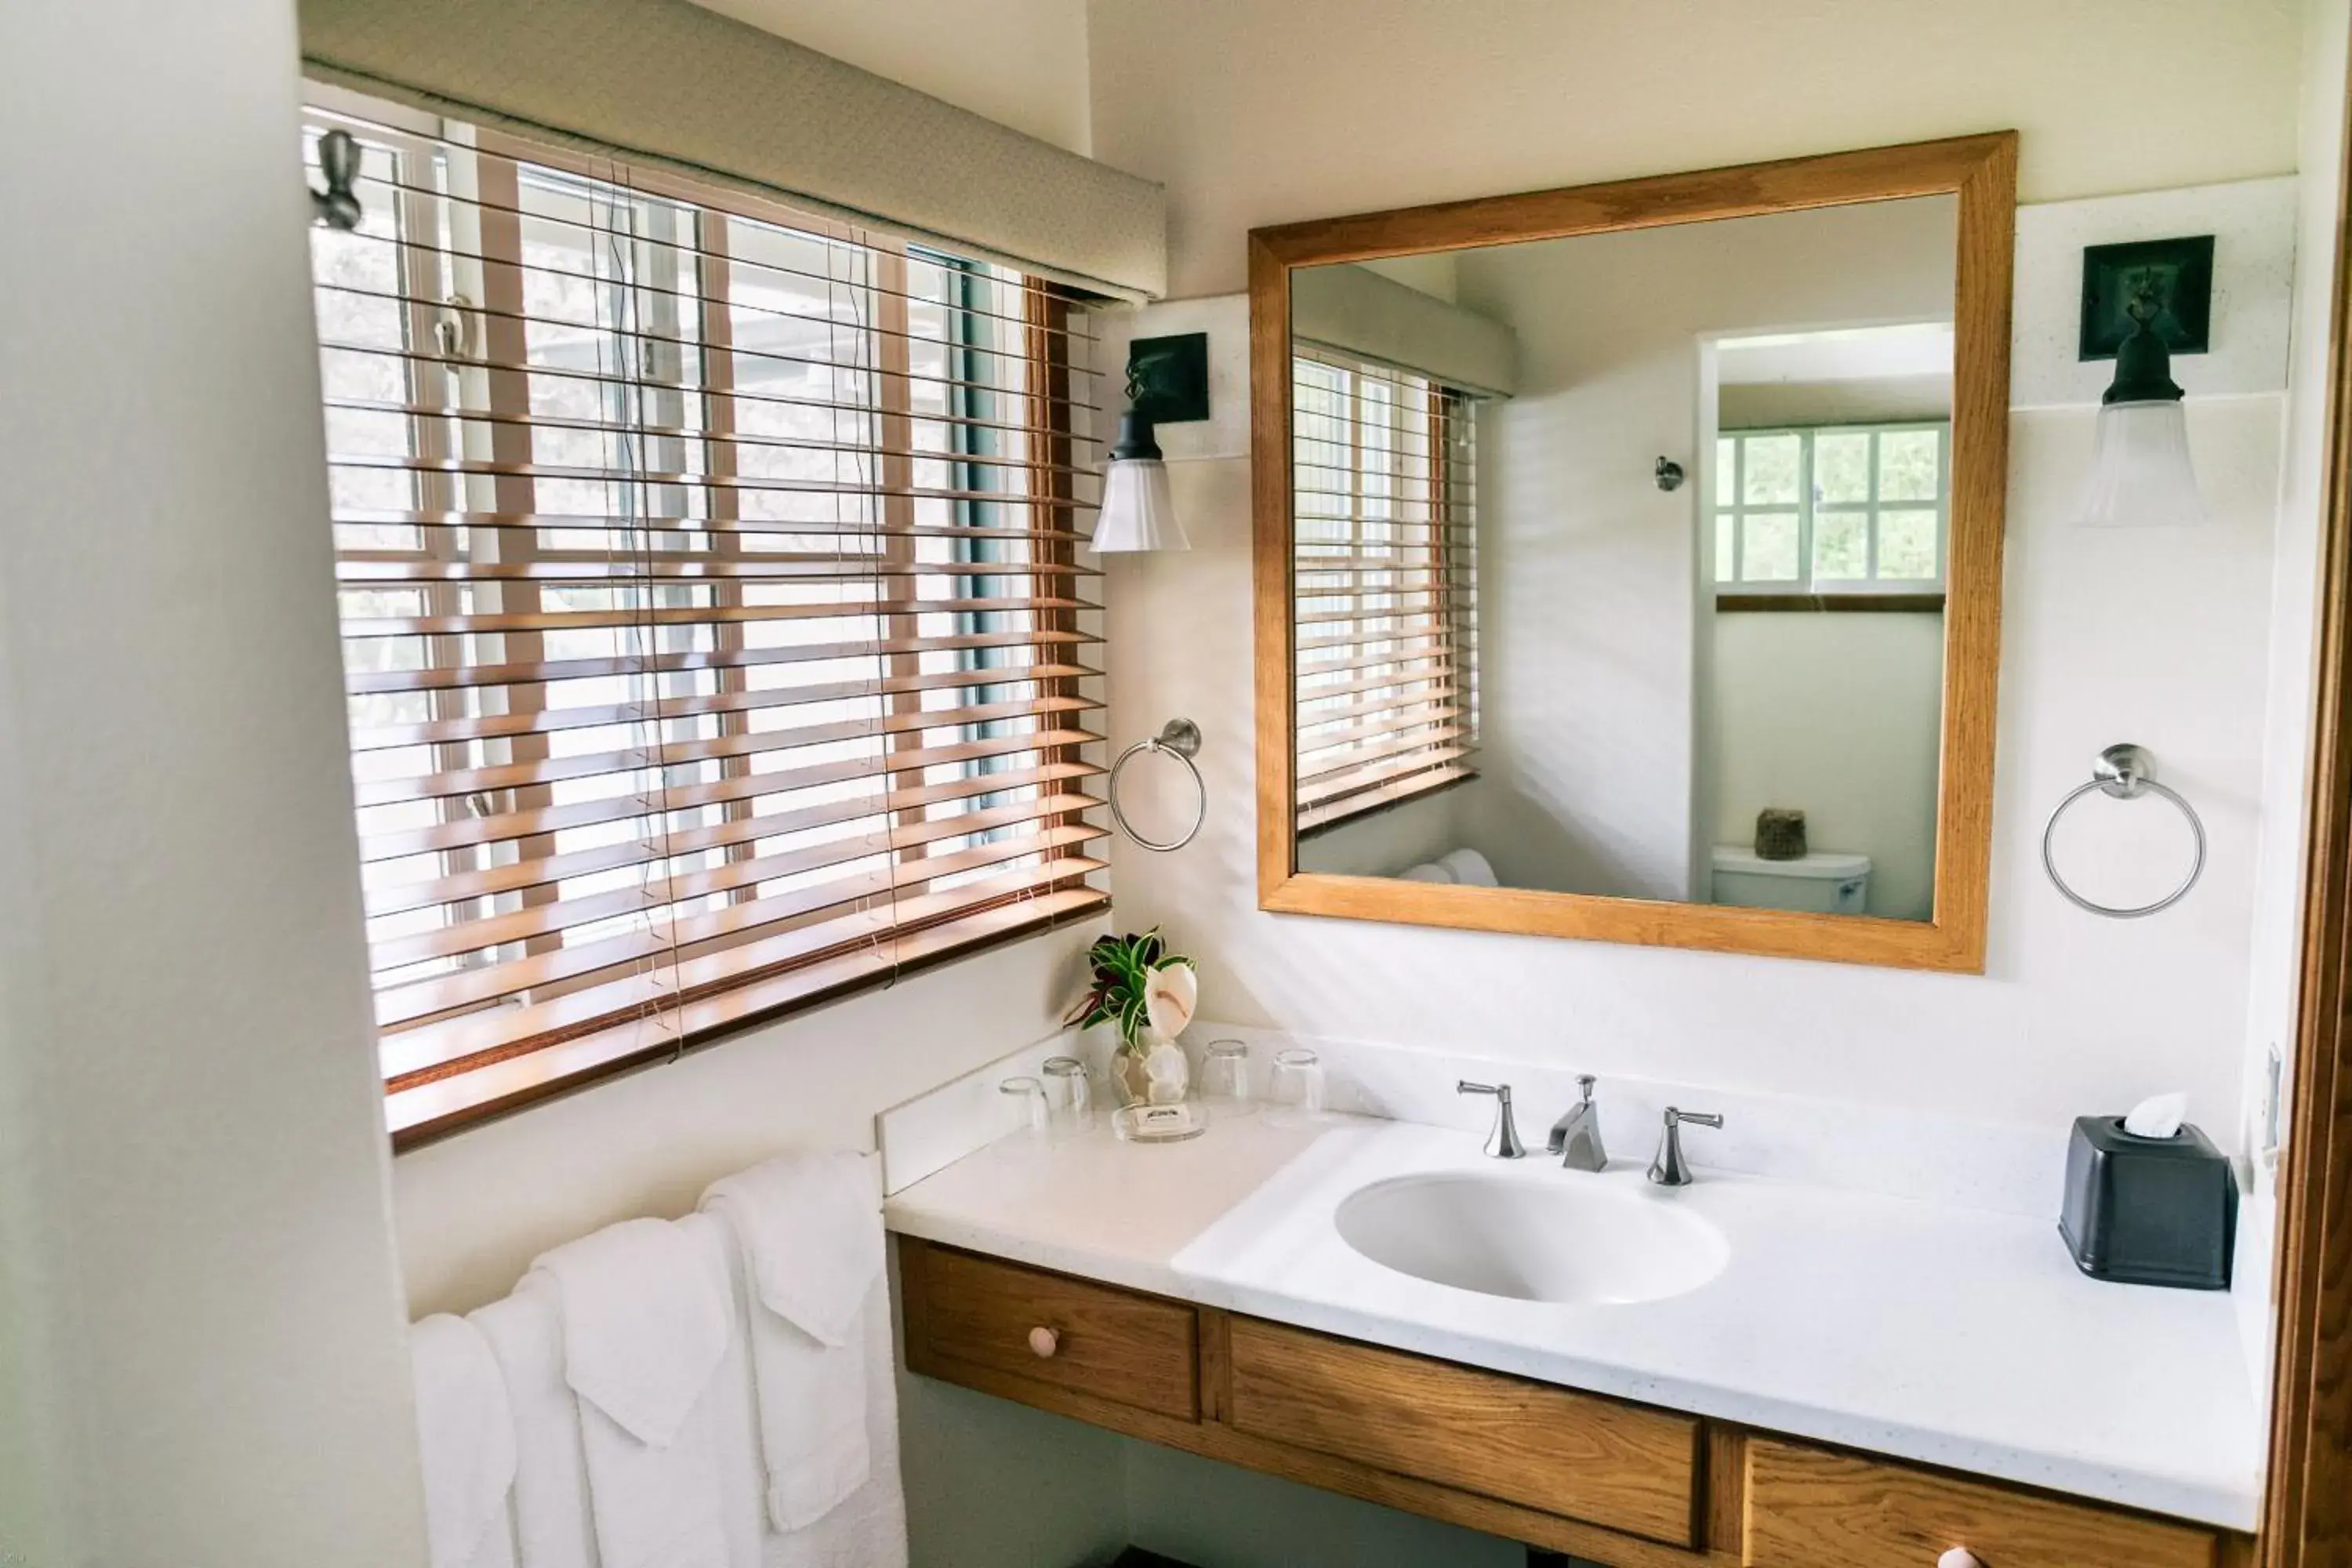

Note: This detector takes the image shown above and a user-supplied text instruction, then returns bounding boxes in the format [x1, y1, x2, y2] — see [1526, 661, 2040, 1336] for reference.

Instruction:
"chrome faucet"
[1647, 1107, 1724, 1186]
[1548, 1075, 1607, 1171]
[1457, 1081, 1526, 1159]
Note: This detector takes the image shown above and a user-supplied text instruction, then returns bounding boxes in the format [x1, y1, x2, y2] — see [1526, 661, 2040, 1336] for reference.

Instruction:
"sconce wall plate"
[2078, 234, 2215, 361]
[1126, 332, 1210, 424]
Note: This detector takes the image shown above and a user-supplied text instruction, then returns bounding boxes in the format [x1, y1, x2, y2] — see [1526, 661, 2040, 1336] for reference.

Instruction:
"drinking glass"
[1200, 1039, 1254, 1120]
[999, 1075, 1050, 1142]
[1269, 1047, 1326, 1125]
[1042, 1055, 1095, 1138]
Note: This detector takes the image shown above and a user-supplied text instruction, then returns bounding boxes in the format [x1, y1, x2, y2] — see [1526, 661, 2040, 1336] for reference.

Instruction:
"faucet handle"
[1648, 1106, 1722, 1186]
[1457, 1080, 1527, 1160]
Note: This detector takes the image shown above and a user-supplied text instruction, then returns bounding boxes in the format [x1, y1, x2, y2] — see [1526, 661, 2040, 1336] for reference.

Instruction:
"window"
[1714, 423, 1949, 593]
[307, 99, 1107, 1140]
[1291, 346, 1478, 833]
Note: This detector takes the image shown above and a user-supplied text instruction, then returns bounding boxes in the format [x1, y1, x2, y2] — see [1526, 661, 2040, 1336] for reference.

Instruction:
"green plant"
[1063, 927, 1196, 1051]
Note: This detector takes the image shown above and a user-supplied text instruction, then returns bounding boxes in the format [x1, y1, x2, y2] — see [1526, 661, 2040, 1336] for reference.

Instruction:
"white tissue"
[2123, 1091, 2187, 1138]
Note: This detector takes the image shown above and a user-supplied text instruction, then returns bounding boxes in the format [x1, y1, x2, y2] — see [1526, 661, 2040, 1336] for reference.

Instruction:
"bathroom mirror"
[1250, 136, 2015, 971]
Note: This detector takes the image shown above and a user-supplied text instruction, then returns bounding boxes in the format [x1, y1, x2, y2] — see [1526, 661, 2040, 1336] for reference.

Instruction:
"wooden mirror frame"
[1250, 132, 2018, 973]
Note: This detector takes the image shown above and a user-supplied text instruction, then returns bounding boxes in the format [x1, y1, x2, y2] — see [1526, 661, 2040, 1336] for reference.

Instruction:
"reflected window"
[1714, 423, 1949, 593]
[1291, 347, 1479, 833]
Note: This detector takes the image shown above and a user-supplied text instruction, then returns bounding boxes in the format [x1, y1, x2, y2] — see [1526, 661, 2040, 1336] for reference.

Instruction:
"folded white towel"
[702, 1153, 883, 1349]
[700, 1153, 885, 1531]
[691, 1213, 906, 1568]
[470, 1278, 595, 1568]
[531, 1216, 735, 1568]
[755, 1285, 905, 1568]
[533, 1216, 730, 1444]
[410, 1314, 518, 1568]
[1436, 847, 1499, 887]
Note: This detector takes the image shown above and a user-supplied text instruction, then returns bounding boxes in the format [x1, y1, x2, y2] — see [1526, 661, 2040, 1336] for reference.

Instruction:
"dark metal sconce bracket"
[1125, 332, 1210, 424]
[2078, 234, 2215, 361]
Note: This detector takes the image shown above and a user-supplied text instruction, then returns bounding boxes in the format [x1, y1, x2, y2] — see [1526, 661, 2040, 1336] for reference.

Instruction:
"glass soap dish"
[1112, 1102, 1207, 1143]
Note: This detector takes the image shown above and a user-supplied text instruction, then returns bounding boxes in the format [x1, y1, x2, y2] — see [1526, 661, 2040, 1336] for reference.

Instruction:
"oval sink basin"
[1334, 1173, 1730, 1305]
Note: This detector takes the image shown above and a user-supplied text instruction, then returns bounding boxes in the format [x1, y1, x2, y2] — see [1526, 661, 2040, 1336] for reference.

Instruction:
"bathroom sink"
[1334, 1173, 1730, 1305]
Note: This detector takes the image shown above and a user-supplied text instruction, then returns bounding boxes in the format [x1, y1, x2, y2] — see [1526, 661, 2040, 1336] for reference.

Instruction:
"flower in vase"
[1063, 927, 1198, 1054]
[1145, 960, 1198, 1039]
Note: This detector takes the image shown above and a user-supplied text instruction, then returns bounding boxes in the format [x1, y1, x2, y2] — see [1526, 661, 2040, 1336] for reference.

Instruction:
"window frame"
[1714, 420, 1951, 597]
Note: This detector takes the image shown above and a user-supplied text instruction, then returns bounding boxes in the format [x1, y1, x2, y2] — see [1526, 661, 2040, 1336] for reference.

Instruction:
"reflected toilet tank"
[1710, 845, 1871, 914]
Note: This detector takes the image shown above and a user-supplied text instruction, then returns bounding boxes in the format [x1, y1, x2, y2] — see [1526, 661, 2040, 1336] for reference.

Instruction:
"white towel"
[470, 1277, 596, 1568]
[1437, 847, 1499, 887]
[690, 1211, 906, 1568]
[410, 1314, 518, 1568]
[699, 1154, 886, 1531]
[530, 1217, 735, 1568]
[757, 1283, 904, 1568]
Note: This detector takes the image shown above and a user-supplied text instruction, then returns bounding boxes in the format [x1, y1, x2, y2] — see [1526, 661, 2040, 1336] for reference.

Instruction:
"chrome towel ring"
[1109, 718, 1206, 852]
[2041, 743, 2206, 919]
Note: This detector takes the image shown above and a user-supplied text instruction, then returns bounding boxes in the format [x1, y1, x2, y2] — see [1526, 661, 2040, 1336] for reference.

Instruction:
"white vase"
[1112, 1026, 1192, 1108]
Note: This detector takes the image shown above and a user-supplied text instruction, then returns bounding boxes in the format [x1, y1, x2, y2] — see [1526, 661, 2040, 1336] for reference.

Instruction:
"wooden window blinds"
[1290, 346, 1479, 835]
[307, 97, 1109, 1142]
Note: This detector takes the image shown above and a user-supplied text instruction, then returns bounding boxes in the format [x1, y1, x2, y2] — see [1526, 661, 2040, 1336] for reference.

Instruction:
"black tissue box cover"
[2058, 1116, 2238, 1290]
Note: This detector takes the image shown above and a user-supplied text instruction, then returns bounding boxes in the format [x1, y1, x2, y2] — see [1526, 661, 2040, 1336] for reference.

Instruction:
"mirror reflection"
[1290, 195, 1957, 921]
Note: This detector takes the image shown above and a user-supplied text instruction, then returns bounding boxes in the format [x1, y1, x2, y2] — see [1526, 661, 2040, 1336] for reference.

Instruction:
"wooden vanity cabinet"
[897, 1238, 2249, 1567]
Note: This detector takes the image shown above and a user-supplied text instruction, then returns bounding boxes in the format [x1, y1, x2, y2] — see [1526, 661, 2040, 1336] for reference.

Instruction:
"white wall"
[1447, 198, 1957, 900]
[1720, 374, 1953, 427]
[395, 926, 1098, 1312]
[0, 0, 431, 1562]
[1713, 612, 1946, 920]
[686, 0, 1092, 154]
[1296, 784, 1476, 879]
[1090, 0, 2302, 299]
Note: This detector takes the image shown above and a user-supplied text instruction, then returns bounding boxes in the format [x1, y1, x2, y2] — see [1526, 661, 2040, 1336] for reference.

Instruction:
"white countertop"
[884, 1112, 2264, 1530]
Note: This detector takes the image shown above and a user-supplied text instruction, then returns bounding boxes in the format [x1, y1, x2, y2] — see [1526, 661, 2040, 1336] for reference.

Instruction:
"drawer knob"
[1936, 1550, 1982, 1568]
[1027, 1326, 1059, 1359]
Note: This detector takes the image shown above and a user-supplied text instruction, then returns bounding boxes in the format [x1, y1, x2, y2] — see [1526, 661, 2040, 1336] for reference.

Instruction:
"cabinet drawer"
[901, 1241, 1200, 1420]
[1741, 1438, 2223, 1568]
[1223, 1317, 1700, 1547]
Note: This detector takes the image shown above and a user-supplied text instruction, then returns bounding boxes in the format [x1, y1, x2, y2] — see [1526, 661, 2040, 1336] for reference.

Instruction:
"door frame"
[2266, 41, 2352, 1568]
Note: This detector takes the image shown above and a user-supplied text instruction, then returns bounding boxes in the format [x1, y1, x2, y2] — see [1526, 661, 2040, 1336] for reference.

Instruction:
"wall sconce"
[2077, 235, 2213, 528]
[1090, 332, 1207, 554]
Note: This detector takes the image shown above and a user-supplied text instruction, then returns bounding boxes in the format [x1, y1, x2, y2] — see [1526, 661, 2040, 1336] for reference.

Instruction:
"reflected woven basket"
[1755, 808, 1808, 861]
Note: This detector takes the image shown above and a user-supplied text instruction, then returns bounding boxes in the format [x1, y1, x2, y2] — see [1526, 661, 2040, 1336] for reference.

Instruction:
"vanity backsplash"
[881, 1023, 2077, 1218]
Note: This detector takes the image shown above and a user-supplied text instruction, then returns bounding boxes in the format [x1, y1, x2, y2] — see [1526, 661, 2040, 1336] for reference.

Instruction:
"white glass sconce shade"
[2078, 399, 2207, 529]
[1091, 457, 1187, 552]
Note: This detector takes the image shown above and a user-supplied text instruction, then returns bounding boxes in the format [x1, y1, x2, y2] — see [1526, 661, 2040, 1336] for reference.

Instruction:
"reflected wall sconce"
[1090, 332, 1207, 554]
[2076, 234, 2214, 528]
